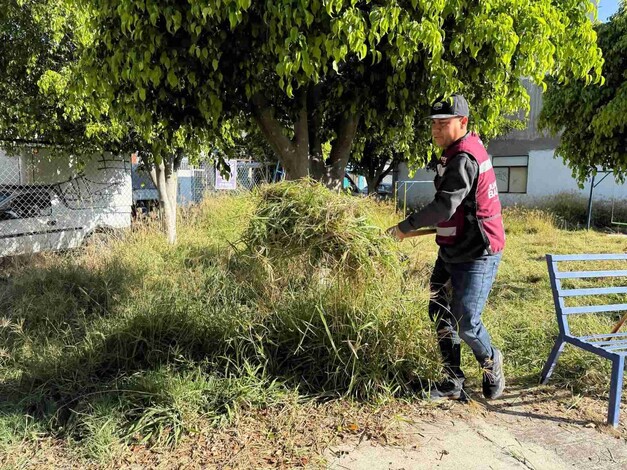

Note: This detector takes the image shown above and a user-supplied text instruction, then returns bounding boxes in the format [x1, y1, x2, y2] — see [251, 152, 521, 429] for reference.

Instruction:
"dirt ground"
[325, 384, 627, 470]
[4, 384, 627, 469]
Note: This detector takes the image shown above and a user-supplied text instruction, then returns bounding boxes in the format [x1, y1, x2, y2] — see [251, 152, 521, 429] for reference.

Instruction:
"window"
[492, 155, 528, 194]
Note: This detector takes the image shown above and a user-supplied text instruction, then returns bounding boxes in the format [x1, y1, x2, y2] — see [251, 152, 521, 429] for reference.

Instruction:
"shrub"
[532, 192, 627, 231]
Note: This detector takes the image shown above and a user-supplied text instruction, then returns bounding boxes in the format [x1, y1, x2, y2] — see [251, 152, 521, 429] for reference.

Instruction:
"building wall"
[397, 149, 627, 208]
[499, 149, 627, 204]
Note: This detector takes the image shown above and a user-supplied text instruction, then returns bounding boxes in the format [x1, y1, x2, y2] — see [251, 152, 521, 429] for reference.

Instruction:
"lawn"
[0, 181, 625, 466]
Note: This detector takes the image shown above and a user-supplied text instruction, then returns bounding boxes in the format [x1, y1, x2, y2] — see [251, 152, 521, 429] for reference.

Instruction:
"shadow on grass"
[7, 246, 584, 446]
[1, 257, 143, 421]
[1, 246, 425, 446]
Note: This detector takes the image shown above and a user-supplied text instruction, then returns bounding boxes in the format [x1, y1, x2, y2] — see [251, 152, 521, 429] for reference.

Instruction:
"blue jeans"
[428, 253, 502, 380]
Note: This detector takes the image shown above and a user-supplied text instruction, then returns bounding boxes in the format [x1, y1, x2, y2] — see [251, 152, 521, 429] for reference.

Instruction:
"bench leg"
[540, 337, 565, 385]
[608, 355, 625, 427]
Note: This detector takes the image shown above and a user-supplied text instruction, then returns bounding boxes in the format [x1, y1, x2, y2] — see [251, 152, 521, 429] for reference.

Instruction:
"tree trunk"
[322, 113, 360, 190]
[365, 175, 378, 195]
[149, 154, 182, 245]
[307, 84, 325, 178]
[365, 157, 396, 195]
[251, 91, 360, 189]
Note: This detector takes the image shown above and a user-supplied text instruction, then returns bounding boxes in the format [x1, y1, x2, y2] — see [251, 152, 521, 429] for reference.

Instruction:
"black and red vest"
[435, 132, 505, 255]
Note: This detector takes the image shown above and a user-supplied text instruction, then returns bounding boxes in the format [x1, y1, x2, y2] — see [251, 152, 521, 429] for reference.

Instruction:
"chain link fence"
[188, 159, 278, 197]
[1, 151, 275, 256]
[186, 160, 277, 202]
[0, 150, 132, 257]
[133, 159, 280, 208]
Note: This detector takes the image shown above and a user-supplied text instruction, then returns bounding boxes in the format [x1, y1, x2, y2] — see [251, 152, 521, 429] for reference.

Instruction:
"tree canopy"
[0, 0, 142, 159]
[540, 4, 627, 184]
[42, 0, 604, 187]
[0, 0, 194, 243]
[0, 1, 85, 152]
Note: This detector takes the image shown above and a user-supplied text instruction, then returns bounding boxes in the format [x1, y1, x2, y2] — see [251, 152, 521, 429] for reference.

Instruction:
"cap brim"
[427, 113, 459, 119]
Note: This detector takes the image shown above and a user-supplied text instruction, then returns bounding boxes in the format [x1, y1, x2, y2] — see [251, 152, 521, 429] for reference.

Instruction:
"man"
[387, 94, 506, 400]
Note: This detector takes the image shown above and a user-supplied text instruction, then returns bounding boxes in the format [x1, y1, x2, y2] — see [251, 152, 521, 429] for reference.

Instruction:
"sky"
[598, 0, 622, 22]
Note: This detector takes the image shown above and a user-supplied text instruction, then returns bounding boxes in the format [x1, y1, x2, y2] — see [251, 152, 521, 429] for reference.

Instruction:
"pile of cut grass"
[242, 179, 397, 277]
[229, 181, 438, 397]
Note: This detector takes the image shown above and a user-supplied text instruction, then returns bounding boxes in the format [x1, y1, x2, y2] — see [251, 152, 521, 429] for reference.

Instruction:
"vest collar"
[444, 131, 470, 153]
[440, 132, 471, 165]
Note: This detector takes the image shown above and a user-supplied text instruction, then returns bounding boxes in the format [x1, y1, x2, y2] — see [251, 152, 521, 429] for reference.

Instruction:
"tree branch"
[251, 93, 294, 157]
[328, 111, 360, 177]
[251, 92, 307, 179]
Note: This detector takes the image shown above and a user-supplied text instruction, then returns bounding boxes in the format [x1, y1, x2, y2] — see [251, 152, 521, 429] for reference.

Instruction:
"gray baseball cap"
[427, 94, 470, 119]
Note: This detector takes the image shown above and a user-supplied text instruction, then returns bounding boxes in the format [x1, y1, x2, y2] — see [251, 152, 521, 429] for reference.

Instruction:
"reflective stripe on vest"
[436, 226, 457, 237]
[478, 159, 493, 174]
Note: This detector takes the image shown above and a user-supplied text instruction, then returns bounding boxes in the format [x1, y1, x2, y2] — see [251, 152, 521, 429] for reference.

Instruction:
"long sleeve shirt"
[398, 153, 477, 233]
[398, 152, 489, 263]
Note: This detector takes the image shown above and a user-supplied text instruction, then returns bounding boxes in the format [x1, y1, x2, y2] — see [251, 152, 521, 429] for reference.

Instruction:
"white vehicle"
[0, 151, 132, 257]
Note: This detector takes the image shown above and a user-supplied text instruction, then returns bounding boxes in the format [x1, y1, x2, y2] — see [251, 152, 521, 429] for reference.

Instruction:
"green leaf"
[167, 69, 178, 88]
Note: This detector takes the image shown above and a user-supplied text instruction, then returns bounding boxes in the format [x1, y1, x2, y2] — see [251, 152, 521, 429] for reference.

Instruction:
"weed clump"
[503, 206, 563, 235]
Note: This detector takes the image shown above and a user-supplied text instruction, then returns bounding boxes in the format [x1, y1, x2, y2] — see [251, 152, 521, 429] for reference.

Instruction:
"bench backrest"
[546, 254, 627, 337]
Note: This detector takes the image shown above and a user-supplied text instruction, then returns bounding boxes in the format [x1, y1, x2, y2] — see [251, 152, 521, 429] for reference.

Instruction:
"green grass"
[529, 191, 627, 231]
[0, 182, 626, 464]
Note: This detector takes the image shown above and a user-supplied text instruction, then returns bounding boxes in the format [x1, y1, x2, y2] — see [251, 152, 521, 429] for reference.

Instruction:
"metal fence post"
[403, 182, 407, 217]
[586, 172, 595, 230]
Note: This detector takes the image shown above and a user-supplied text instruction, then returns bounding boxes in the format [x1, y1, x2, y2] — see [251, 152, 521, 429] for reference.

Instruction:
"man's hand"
[385, 225, 407, 241]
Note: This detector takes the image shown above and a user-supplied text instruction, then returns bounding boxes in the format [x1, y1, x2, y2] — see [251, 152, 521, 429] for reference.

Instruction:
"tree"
[0, 0, 216, 244]
[540, 5, 627, 184]
[52, 0, 604, 193]
[0, 0, 94, 153]
[349, 130, 415, 196]
[350, 141, 401, 196]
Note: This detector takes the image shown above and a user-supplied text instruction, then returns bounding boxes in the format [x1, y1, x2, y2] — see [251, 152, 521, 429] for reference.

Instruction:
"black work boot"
[426, 377, 465, 401]
[482, 348, 505, 399]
